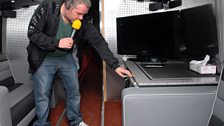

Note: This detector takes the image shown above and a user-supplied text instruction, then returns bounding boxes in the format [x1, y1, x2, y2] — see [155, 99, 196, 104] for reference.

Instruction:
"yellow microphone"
[71, 19, 82, 38]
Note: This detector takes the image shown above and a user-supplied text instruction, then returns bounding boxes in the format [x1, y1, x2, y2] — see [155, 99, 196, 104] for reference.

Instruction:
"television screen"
[116, 11, 180, 62]
[117, 4, 218, 63]
[180, 4, 218, 61]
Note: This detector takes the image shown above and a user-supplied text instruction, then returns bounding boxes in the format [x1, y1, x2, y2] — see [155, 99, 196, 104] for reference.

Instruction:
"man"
[27, 0, 132, 126]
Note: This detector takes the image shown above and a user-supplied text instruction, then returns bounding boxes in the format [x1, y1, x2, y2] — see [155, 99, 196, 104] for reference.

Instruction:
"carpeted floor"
[49, 100, 122, 126]
[49, 81, 103, 126]
[104, 100, 122, 126]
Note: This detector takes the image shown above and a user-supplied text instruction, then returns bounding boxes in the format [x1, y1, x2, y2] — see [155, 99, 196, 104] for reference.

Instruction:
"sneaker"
[78, 121, 88, 126]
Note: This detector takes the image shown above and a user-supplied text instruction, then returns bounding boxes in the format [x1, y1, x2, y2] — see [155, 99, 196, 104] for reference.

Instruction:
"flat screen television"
[117, 4, 218, 63]
[180, 4, 218, 61]
[116, 11, 180, 62]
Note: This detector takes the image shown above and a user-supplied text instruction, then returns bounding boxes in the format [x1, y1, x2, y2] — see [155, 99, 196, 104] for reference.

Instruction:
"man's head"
[62, 0, 91, 23]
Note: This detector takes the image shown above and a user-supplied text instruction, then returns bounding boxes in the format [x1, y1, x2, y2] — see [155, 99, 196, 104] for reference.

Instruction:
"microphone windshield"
[72, 19, 82, 30]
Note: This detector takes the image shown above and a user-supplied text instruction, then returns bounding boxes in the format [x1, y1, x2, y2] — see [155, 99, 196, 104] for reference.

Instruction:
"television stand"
[140, 60, 165, 68]
[141, 61, 165, 65]
[143, 64, 164, 68]
[127, 56, 167, 63]
[124, 60, 219, 87]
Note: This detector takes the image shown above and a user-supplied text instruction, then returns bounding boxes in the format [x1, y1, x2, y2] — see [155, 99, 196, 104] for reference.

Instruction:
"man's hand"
[58, 38, 74, 49]
[115, 66, 133, 78]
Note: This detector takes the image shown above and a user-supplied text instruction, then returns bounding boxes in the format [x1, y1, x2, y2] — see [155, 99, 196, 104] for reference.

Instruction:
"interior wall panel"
[7, 6, 37, 62]
[6, 5, 37, 83]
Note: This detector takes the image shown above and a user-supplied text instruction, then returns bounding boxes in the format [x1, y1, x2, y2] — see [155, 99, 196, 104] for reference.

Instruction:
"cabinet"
[122, 60, 219, 126]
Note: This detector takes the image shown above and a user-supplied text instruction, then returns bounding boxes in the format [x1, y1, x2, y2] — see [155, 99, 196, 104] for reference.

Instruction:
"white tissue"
[189, 55, 216, 74]
[189, 55, 210, 65]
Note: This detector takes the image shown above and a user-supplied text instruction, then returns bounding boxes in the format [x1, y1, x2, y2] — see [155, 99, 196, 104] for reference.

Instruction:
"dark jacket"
[27, 0, 119, 73]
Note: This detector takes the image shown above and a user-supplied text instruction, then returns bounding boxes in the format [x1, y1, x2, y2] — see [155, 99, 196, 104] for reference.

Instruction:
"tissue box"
[189, 63, 216, 74]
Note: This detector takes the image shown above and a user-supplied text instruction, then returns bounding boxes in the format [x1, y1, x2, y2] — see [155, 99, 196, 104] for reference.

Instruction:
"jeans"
[32, 54, 82, 126]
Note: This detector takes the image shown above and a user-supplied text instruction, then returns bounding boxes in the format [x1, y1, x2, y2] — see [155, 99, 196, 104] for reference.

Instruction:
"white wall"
[6, 5, 37, 83]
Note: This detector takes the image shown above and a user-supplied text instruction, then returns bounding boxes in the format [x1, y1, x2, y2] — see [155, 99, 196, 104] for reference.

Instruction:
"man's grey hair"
[74, 0, 91, 8]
